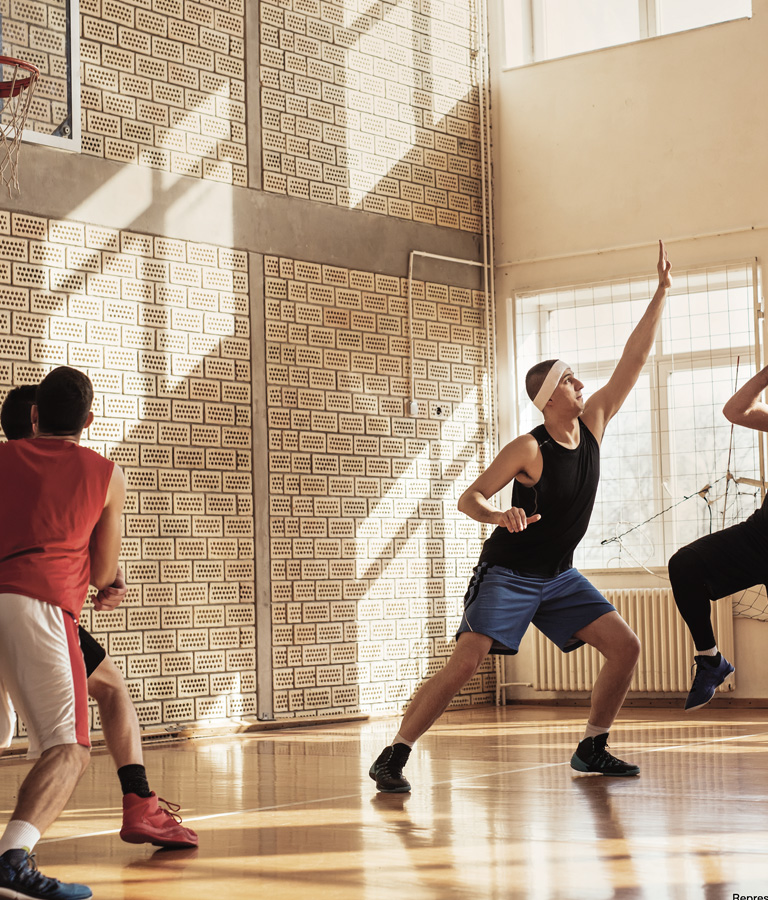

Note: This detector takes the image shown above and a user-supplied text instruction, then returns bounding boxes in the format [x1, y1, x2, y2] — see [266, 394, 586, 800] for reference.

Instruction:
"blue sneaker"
[685, 654, 735, 711]
[0, 849, 92, 899]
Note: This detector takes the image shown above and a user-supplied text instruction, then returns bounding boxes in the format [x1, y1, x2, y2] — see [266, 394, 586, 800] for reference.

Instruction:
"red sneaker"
[120, 792, 199, 849]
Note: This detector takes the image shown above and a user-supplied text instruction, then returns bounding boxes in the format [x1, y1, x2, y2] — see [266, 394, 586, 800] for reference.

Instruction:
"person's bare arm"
[458, 434, 542, 533]
[89, 464, 126, 590]
[92, 565, 127, 612]
[723, 365, 768, 432]
[582, 240, 671, 442]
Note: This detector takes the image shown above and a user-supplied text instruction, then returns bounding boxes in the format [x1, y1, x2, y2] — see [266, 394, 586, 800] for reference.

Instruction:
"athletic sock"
[582, 722, 610, 742]
[117, 764, 152, 798]
[697, 646, 719, 657]
[390, 732, 415, 749]
[0, 820, 41, 855]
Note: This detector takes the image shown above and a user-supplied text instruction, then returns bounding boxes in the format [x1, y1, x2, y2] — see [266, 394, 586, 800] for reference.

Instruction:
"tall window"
[504, 0, 752, 68]
[514, 262, 764, 571]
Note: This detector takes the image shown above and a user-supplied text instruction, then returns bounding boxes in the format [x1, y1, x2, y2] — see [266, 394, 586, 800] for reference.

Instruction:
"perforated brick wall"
[0, 211, 255, 732]
[79, 0, 247, 183]
[265, 255, 494, 716]
[259, 0, 484, 231]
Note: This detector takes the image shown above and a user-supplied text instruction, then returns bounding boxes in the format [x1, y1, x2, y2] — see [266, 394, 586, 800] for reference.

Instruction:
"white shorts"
[0, 593, 90, 759]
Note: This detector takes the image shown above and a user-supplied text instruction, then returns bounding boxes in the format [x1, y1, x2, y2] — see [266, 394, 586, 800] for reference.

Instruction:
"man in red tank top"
[0, 385, 198, 855]
[0, 367, 125, 900]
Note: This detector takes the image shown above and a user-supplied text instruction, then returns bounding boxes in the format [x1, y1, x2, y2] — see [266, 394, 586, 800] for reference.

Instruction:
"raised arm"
[723, 365, 768, 432]
[458, 433, 542, 532]
[89, 464, 126, 590]
[582, 240, 671, 442]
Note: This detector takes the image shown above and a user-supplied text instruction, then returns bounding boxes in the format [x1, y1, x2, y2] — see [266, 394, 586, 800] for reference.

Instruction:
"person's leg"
[370, 632, 493, 792]
[85, 648, 198, 849]
[532, 571, 640, 774]
[397, 632, 493, 742]
[0, 595, 94, 898]
[668, 546, 717, 650]
[87, 654, 144, 770]
[80, 628, 151, 796]
[569, 611, 641, 776]
[10, 743, 90, 835]
[0, 743, 93, 900]
[668, 533, 749, 710]
[574, 611, 640, 730]
[0, 745, 87, 856]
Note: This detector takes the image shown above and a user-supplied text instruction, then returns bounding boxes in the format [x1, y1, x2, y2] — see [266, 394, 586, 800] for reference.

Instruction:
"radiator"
[531, 588, 736, 693]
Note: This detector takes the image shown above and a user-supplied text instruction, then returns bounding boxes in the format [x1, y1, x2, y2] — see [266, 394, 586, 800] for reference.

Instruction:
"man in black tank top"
[370, 242, 672, 793]
[667, 366, 768, 711]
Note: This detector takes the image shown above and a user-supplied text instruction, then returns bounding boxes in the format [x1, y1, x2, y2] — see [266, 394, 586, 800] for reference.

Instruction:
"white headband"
[533, 360, 570, 411]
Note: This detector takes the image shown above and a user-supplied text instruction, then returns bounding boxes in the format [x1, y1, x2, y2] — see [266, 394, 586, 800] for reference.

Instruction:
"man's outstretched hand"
[658, 239, 671, 290]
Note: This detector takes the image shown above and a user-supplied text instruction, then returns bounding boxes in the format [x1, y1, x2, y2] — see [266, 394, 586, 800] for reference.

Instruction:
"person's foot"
[369, 743, 412, 792]
[120, 792, 199, 849]
[0, 848, 92, 899]
[685, 654, 735, 711]
[570, 733, 640, 776]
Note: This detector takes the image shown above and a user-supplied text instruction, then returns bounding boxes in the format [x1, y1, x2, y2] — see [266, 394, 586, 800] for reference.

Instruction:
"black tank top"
[478, 420, 600, 577]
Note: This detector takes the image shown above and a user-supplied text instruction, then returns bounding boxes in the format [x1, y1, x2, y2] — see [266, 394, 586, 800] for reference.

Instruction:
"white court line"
[431, 727, 768, 788]
[39, 726, 768, 845]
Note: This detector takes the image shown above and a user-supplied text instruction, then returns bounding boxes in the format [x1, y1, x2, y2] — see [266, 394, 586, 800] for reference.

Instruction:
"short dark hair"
[35, 366, 93, 435]
[1, 384, 37, 440]
[525, 359, 559, 403]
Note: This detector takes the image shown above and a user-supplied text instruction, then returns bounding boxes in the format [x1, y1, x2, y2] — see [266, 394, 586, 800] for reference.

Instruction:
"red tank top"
[0, 438, 115, 617]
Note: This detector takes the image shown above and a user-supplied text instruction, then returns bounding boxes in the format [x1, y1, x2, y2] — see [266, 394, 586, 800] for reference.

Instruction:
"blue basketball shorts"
[456, 563, 617, 655]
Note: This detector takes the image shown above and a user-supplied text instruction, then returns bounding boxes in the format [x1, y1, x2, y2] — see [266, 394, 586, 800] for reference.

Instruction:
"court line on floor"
[40, 727, 768, 844]
[445, 728, 768, 787]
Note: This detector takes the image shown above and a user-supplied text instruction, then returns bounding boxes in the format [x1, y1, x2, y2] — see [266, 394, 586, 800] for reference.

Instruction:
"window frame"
[504, 0, 750, 69]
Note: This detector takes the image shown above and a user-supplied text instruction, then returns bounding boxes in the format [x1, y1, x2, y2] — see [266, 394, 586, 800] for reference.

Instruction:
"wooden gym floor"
[1, 705, 767, 899]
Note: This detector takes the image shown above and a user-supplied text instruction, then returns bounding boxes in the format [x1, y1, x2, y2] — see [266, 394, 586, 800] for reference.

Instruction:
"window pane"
[663, 279, 754, 356]
[660, 0, 751, 35]
[541, 0, 640, 60]
[577, 372, 659, 569]
[665, 364, 761, 550]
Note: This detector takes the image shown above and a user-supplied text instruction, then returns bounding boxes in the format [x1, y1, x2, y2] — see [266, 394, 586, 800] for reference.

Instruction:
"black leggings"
[668, 515, 768, 650]
[667, 546, 717, 650]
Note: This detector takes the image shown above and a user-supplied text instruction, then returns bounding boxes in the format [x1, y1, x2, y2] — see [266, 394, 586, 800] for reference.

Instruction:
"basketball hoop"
[0, 57, 39, 197]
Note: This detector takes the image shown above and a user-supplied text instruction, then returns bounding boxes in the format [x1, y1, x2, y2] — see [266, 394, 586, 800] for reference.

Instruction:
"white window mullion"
[641, 0, 660, 38]
[638, 0, 650, 38]
[530, 0, 547, 61]
[523, 0, 536, 64]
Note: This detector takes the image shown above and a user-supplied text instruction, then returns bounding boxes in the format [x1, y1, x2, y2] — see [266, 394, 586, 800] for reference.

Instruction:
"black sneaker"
[369, 743, 412, 792]
[0, 848, 92, 899]
[570, 733, 640, 777]
[684, 654, 735, 711]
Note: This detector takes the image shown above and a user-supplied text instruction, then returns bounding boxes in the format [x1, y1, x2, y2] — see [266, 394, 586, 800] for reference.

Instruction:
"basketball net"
[0, 58, 40, 197]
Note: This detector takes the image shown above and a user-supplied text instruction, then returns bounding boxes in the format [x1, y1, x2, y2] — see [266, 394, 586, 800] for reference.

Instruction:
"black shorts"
[78, 625, 107, 678]
[681, 516, 768, 600]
